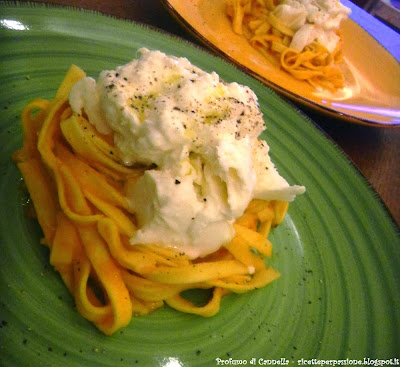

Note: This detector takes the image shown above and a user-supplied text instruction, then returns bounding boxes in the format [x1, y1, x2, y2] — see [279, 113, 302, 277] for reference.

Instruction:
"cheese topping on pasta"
[69, 48, 305, 258]
[273, 0, 351, 52]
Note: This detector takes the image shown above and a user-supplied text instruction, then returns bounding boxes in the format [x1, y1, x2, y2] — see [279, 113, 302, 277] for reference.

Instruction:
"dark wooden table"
[9, 0, 400, 226]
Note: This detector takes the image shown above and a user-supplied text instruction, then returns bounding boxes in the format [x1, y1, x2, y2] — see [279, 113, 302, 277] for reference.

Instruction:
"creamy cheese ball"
[273, 0, 351, 53]
[69, 48, 305, 258]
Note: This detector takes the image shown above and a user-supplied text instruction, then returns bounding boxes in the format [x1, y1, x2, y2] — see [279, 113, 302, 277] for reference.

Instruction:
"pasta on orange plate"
[13, 49, 304, 335]
[227, 0, 351, 91]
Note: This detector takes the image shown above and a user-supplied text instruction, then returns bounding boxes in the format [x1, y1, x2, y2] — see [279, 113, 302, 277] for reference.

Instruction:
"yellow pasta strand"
[72, 253, 113, 324]
[14, 158, 59, 244]
[50, 212, 81, 267]
[225, 234, 266, 271]
[142, 260, 250, 285]
[129, 294, 164, 316]
[57, 144, 130, 209]
[17, 99, 50, 160]
[60, 114, 135, 176]
[122, 270, 196, 302]
[165, 287, 229, 317]
[207, 266, 280, 293]
[77, 224, 132, 335]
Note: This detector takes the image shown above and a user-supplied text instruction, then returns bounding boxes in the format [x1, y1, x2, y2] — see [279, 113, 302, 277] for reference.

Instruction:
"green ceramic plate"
[0, 3, 399, 366]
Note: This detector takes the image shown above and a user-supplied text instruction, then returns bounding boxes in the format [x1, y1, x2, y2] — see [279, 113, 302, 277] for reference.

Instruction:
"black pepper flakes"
[175, 179, 181, 185]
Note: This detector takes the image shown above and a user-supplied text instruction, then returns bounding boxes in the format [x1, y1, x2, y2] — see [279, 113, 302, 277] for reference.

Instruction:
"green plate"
[0, 3, 399, 366]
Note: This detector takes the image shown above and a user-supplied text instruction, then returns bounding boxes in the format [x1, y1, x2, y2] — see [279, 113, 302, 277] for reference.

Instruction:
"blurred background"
[351, 0, 400, 31]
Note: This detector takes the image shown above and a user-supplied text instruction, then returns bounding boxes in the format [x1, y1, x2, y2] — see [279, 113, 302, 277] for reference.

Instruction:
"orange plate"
[162, 0, 400, 127]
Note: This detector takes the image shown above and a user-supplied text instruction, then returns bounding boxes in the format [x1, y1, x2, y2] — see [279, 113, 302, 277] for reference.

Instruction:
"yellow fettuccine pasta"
[227, 0, 345, 91]
[13, 65, 287, 335]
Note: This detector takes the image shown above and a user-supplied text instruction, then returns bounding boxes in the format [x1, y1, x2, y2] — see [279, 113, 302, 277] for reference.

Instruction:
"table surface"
[5, 0, 400, 227]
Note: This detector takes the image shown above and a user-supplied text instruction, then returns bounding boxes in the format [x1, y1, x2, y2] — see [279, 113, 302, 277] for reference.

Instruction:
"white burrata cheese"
[273, 0, 351, 52]
[69, 48, 305, 258]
